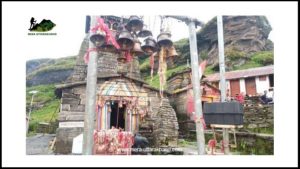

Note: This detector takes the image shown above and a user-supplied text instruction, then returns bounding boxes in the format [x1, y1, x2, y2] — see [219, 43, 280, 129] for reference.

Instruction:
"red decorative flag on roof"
[199, 60, 207, 78]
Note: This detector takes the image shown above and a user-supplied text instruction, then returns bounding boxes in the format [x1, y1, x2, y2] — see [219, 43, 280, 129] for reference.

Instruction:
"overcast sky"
[24, 15, 274, 61]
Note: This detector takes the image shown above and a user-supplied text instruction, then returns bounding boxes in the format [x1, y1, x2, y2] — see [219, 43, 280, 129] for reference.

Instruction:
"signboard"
[59, 122, 84, 128]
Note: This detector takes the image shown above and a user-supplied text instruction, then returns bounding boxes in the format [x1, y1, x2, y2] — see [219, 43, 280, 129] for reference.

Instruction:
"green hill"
[26, 56, 76, 86]
[26, 84, 60, 135]
[26, 56, 76, 134]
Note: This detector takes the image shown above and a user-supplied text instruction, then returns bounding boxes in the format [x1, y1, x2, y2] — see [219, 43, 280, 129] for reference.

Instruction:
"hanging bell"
[112, 22, 120, 31]
[117, 30, 134, 50]
[132, 38, 144, 56]
[167, 45, 178, 57]
[117, 25, 125, 32]
[157, 31, 173, 47]
[141, 37, 157, 55]
[138, 26, 152, 38]
[90, 31, 106, 47]
[126, 15, 143, 32]
[99, 41, 117, 53]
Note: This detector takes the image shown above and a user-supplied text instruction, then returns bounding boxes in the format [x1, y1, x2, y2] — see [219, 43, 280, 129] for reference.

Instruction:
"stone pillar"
[153, 99, 179, 147]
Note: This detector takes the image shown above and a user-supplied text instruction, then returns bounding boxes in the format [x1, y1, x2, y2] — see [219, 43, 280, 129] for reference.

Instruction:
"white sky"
[23, 14, 274, 61]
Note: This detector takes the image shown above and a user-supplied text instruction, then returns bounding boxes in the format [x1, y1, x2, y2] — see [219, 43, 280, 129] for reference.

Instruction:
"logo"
[28, 17, 57, 35]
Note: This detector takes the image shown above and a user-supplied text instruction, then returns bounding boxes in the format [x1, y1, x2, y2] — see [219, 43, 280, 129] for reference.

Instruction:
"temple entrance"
[110, 101, 126, 130]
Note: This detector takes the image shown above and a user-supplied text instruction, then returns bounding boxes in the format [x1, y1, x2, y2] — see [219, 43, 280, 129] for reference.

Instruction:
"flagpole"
[217, 15, 230, 155]
[188, 21, 206, 155]
[165, 15, 206, 155]
[82, 16, 98, 155]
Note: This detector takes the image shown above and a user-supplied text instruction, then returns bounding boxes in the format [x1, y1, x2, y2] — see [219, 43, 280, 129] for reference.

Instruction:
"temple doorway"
[110, 101, 126, 130]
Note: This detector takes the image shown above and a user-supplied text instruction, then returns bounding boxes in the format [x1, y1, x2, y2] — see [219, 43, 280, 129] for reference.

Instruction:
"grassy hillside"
[26, 56, 77, 86]
[233, 51, 273, 70]
[26, 56, 76, 135]
[26, 84, 60, 135]
[26, 56, 76, 79]
[139, 50, 273, 87]
[144, 65, 189, 89]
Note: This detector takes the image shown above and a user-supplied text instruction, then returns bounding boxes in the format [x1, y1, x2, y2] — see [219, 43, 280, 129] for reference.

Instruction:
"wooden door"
[245, 77, 256, 96]
[230, 79, 240, 96]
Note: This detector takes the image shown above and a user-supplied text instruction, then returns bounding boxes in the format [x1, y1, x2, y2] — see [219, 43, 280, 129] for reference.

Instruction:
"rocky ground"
[26, 134, 55, 155]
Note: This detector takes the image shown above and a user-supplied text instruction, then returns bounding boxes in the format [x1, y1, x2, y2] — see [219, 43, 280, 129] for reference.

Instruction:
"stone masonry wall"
[66, 35, 142, 83]
[167, 69, 191, 92]
[152, 99, 179, 147]
[243, 98, 274, 132]
[174, 96, 274, 136]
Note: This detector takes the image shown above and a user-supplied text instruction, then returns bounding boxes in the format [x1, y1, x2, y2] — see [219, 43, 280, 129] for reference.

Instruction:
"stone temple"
[54, 16, 179, 154]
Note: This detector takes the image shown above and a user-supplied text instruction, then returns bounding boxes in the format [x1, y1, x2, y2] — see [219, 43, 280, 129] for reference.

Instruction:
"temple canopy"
[98, 79, 147, 97]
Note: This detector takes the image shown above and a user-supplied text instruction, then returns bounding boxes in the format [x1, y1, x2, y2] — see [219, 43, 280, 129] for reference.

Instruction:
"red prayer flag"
[187, 92, 194, 115]
[199, 60, 207, 78]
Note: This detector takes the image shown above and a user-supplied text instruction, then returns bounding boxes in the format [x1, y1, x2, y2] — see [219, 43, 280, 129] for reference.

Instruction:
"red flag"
[125, 51, 132, 62]
[84, 48, 97, 64]
[149, 52, 156, 81]
[199, 60, 207, 78]
[186, 92, 194, 115]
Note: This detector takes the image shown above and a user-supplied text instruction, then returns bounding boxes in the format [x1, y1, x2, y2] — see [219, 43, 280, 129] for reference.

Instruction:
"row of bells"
[90, 31, 176, 54]
[89, 16, 178, 62]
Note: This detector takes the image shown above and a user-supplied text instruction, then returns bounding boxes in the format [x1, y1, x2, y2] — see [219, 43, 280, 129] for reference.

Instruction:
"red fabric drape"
[186, 92, 195, 115]
[85, 17, 121, 64]
[84, 48, 97, 64]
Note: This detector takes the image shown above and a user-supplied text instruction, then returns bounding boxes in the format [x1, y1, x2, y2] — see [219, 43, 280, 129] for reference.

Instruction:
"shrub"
[200, 51, 208, 60]
[225, 47, 246, 60]
[251, 51, 274, 65]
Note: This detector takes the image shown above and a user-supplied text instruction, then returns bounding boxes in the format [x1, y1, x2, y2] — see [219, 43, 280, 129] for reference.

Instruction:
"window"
[269, 74, 274, 87]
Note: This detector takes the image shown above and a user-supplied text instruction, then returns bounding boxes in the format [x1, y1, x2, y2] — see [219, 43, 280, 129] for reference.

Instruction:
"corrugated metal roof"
[204, 65, 274, 82]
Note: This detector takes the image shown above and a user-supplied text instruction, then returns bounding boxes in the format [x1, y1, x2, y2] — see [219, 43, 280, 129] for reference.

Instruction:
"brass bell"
[141, 37, 157, 55]
[132, 38, 144, 56]
[90, 31, 106, 47]
[126, 15, 143, 32]
[138, 29, 152, 38]
[117, 30, 134, 50]
[112, 22, 120, 31]
[138, 26, 152, 38]
[99, 41, 117, 53]
[167, 45, 178, 57]
[157, 31, 173, 47]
